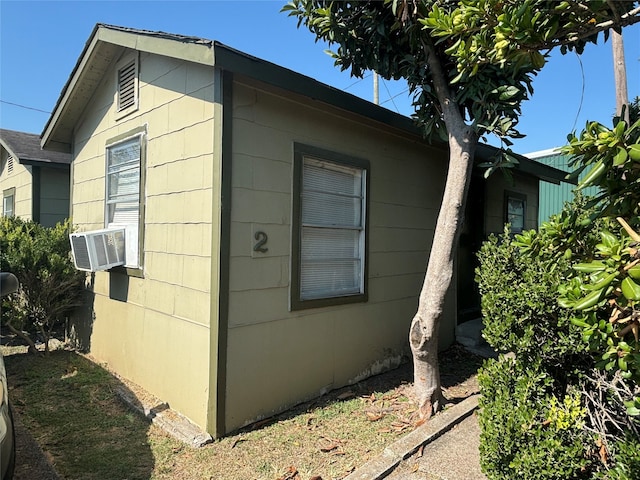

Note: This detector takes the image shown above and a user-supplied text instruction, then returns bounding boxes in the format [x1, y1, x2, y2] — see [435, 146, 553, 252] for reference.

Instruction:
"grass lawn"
[2, 344, 482, 480]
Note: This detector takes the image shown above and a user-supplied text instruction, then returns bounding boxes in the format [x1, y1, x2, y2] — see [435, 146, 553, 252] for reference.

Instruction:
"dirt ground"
[11, 410, 60, 480]
[1, 330, 485, 480]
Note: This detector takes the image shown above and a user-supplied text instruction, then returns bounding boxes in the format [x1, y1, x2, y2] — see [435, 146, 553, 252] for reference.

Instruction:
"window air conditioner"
[69, 228, 126, 272]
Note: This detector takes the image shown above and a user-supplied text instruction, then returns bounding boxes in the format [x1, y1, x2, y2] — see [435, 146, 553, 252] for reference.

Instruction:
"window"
[115, 54, 138, 117]
[505, 192, 526, 233]
[105, 128, 146, 270]
[291, 144, 368, 310]
[2, 188, 15, 217]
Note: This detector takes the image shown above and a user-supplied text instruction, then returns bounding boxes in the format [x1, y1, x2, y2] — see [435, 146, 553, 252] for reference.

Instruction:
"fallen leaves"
[230, 436, 247, 449]
[362, 385, 421, 433]
[277, 465, 299, 480]
[389, 420, 413, 433]
[319, 436, 346, 455]
[596, 437, 609, 465]
[276, 465, 325, 480]
[320, 443, 340, 453]
[336, 390, 356, 400]
[366, 411, 385, 422]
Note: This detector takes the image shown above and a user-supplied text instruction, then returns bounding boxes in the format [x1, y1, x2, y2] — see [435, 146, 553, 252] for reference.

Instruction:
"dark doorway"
[456, 173, 485, 324]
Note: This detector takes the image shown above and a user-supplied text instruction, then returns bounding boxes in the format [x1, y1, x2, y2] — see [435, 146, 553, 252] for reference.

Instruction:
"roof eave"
[475, 143, 574, 185]
[41, 24, 216, 153]
[211, 42, 421, 138]
[40, 23, 570, 186]
[516, 154, 575, 185]
[18, 158, 71, 169]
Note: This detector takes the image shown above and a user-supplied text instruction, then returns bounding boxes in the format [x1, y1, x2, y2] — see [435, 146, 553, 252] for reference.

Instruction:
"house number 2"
[253, 231, 268, 253]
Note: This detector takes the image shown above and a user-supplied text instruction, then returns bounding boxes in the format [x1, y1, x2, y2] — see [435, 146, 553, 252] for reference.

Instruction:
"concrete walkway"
[384, 413, 486, 480]
[344, 395, 485, 480]
[344, 322, 494, 480]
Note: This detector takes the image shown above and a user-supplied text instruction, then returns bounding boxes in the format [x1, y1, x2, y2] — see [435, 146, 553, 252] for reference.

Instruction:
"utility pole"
[612, 29, 629, 123]
[373, 71, 379, 105]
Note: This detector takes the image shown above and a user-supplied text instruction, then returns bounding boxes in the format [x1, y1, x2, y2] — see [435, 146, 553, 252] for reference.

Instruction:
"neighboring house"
[526, 147, 596, 224]
[0, 129, 71, 227]
[41, 24, 569, 437]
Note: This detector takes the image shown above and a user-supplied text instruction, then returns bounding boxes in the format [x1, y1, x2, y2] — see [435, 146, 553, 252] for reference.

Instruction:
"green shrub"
[0, 216, 85, 353]
[477, 201, 639, 479]
[596, 434, 640, 480]
[476, 197, 601, 370]
[477, 210, 601, 479]
[479, 357, 593, 480]
[477, 117, 640, 479]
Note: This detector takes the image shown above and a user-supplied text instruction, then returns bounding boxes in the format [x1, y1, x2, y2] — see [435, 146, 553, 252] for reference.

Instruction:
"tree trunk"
[410, 124, 477, 418]
[611, 29, 629, 123]
[411, 37, 478, 419]
[7, 322, 39, 355]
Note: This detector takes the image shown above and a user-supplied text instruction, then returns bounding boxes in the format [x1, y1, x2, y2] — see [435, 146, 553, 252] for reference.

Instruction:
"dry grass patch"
[2, 342, 482, 480]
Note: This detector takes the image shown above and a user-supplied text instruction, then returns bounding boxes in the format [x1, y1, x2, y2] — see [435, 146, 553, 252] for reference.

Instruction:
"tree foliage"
[0, 217, 85, 354]
[285, 0, 640, 419]
[285, 1, 640, 150]
[477, 114, 640, 478]
[558, 117, 640, 384]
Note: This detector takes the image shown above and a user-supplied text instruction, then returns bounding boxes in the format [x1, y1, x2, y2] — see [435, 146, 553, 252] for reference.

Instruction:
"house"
[41, 24, 569, 437]
[526, 148, 596, 224]
[0, 129, 71, 227]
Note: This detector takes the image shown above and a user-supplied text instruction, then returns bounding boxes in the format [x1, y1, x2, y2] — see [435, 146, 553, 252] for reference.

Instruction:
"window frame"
[114, 52, 139, 120]
[290, 143, 369, 311]
[505, 191, 527, 233]
[2, 188, 15, 217]
[104, 126, 146, 276]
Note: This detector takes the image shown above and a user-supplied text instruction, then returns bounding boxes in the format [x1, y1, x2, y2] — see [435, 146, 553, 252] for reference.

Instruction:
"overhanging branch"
[535, 6, 640, 49]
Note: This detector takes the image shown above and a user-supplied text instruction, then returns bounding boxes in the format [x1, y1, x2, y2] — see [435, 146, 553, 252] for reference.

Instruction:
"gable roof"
[41, 23, 570, 184]
[0, 128, 71, 167]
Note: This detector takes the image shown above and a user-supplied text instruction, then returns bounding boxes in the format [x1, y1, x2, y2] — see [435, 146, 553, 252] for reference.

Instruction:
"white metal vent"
[117, 60, 137, 111]
[69, 228, 126, 272]
[7, 156, 14, 175]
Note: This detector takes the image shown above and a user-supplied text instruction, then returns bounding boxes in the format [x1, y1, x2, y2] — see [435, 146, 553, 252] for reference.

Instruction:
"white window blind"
[106, 136, 141, 267]
[507, 196, 525, 233]
[3, 194, 14, 217]
[300, 157, 366, 300]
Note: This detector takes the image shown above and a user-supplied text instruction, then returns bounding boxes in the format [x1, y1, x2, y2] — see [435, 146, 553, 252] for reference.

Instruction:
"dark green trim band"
[213, 43, 417, 137]
[31, 166, 41, 223]
[18, 159, 71, 170]
[475, 144, 573, 185]
[215, 69, 233, 436]
[290, 143, 370, 311]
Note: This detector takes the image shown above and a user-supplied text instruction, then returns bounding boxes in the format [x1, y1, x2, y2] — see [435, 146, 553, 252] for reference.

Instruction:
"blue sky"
[1, 0, 638, 154]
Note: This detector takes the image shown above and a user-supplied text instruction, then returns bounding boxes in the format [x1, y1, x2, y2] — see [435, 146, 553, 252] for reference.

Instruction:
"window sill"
[109, 265, 144, 278]
[290, 292, 367, 311]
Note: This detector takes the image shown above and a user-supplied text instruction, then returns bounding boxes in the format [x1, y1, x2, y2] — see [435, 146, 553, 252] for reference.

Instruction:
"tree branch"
[535, 6, 640, 49]
[420, 37, 465, 130]
[605, 0, 623, 24]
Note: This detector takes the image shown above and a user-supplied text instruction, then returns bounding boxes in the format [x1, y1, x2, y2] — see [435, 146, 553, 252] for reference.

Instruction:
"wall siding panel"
[69, 51, 217, 430]
[224, 79, 451, 431]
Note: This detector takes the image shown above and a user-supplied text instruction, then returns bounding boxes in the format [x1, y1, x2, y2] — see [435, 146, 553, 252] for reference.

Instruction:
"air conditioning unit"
[69, 228, 126, 272]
